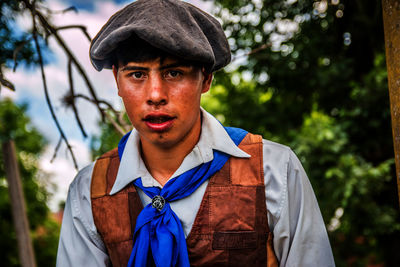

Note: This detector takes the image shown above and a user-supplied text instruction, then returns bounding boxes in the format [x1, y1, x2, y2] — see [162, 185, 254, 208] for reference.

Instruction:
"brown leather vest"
[91, 133, 278, 267]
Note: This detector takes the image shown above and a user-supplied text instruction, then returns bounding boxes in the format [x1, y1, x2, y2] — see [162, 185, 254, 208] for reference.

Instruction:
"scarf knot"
[151, 195, 166, 211]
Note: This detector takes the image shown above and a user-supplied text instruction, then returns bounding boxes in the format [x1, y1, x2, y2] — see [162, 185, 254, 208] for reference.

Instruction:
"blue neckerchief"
[118, 127, 248, 267]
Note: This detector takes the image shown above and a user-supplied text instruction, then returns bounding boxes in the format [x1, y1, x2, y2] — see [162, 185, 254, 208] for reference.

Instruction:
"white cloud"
[5, 0, 126, 210]
[40, 138, 92, 211]
[8, 0, 125, 140]
[1, 89, 17, 100]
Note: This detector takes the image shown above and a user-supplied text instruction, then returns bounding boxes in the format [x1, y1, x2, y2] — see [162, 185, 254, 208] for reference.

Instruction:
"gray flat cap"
[90, 0, 231, 72]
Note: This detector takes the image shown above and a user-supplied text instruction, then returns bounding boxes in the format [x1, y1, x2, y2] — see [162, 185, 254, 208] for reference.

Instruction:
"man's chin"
[141, 132, 178, 149]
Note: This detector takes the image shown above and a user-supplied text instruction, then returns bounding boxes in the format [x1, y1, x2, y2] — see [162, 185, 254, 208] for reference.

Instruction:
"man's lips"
[143, 114, 176, 132]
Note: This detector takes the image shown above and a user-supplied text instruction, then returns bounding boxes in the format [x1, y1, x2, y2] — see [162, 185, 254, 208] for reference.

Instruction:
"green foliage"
[289, 110, 397, 265]
[206, 0, 399, 265]
[90, 121, 122, 159]
[0, 0, 39, 69]
[0, 99, 59, 267]
[33, 218, 61, 266]
[90, 111, 130, 159]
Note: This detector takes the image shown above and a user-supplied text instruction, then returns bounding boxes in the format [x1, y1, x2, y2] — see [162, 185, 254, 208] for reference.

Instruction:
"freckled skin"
[113, 57, 212, 158]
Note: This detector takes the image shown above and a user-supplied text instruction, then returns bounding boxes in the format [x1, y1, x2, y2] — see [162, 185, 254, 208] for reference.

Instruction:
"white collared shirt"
[56, 109, 335, 267]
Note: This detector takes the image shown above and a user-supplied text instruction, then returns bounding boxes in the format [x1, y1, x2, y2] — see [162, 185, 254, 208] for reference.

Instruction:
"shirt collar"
[109, 108, 250, 195]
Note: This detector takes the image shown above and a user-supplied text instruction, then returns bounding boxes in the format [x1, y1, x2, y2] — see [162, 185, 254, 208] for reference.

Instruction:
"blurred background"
[0, 0, 399, 266]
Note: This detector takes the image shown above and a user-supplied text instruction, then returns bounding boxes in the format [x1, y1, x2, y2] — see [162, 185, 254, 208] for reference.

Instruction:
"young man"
[57, 0, 335, 266]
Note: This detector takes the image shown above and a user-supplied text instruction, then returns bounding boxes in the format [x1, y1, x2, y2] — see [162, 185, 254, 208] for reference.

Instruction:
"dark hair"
[112, 36, 170, 67]
[111, 35, 208, 73]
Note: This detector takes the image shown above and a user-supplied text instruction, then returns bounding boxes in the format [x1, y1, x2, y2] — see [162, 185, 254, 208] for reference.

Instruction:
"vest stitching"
[228, 158, 232, 184]
[105, 157, 111, 194]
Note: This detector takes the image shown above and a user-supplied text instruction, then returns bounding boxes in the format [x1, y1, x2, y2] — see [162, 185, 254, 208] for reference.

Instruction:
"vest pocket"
[212, 231, 258, 250]
[210, 186, 257, 231]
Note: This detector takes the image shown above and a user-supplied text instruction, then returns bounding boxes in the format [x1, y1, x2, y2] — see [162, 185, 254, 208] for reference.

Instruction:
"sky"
[3, 0, 213, 210]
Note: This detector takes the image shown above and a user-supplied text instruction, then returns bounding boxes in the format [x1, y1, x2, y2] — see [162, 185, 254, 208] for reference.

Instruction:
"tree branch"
[31, 6, 79, 170]
[50, 136, 62, 163]
[55, 25, 91, 42]
[73, 93, 118, 114]
[21, 0, 105, 122]
[67, 58, 88, 138]
[104, 112, 127, 136]
[0, 66, 16, 91]
[13, 38, 32, 72]
[9, 0, 130, 166]
[72, 93, 129, 136]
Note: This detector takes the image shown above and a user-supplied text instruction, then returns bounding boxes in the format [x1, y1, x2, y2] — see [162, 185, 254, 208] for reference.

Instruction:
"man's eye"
[166, 70, 182, 78]
[131, 72, 144, 79]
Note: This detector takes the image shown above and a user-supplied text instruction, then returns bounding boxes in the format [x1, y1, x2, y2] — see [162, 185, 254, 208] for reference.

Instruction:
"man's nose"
[146, 75, 167, 106]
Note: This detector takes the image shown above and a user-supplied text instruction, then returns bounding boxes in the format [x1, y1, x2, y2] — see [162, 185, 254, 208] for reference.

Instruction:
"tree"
[0, 99, 59, 267]
[1, 0, 130, 169]
[201, 0, 399, 265]
[0, 0, 38, 91]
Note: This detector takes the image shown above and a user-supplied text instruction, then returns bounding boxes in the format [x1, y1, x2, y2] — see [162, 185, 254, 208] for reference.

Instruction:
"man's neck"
[140, 116, 202, 186]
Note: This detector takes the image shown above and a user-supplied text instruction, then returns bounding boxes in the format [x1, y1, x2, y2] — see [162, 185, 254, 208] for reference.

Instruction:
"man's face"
[113, 57, 212, 149]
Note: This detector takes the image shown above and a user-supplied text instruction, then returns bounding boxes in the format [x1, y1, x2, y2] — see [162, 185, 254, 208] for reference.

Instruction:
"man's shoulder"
[262, 138, 292, 157]
[260, 138, 299, 175]
[69, 162, 95, 194]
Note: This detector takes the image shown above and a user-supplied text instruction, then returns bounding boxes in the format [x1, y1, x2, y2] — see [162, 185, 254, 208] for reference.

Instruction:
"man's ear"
[201, 71, 213, 94]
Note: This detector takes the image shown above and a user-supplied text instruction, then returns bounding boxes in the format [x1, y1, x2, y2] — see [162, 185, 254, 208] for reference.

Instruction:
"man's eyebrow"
[159, 62, 192, 70]
[120, 66, 149, 72]
[120, 62, 192, 72]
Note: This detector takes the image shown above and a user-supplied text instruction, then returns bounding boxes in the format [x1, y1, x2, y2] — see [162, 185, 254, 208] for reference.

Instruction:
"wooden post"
[382, 0, 400, 206]
[2, 140, 37, 267]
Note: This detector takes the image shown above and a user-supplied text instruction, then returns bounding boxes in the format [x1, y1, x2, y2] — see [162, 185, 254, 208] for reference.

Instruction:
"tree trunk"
[382, 0, 400, 207]
[2, 140, 37, 267]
